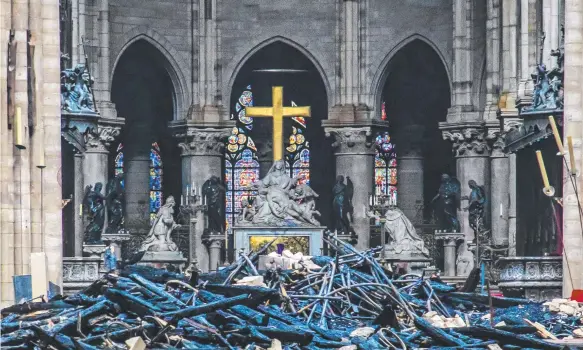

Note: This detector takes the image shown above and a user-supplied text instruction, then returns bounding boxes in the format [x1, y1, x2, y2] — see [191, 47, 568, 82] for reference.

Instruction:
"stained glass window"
[225, 85, 260, 232]
[114, 142, 163, 224]
[225, 87, 310, 230]
[375, 102, 397, 205]
[285, 103, 310, 185]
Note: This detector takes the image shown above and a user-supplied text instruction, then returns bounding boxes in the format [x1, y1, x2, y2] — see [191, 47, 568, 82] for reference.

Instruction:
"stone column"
[488, 131, 510, 246]
[562, 0, 583, 296]
[256, 139, 273, 178]
[543, 0, 560, 69]
[325, 126, 375, 250]
[395, 125, 425, 224]
[508, 151, 518, 256]
[518, 0, 538, 104]
[442, 124, 491, 242]
[172, 122, 230, 260]
[74, 152, 84, 256]
[208, 238, 223, 271]
[124, 123, 151, 233]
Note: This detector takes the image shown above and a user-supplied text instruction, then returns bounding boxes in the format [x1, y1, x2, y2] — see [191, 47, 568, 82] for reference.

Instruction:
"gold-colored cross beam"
[245, 86, 311, 161]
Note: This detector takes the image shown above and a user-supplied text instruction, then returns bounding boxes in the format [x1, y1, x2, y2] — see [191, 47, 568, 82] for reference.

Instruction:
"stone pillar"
[442, 124, 491, 242]
[488, 131, 510, 246]
[325, 126, 375, 250]
[543, 0, 560, 69]
[208, 238, 223, 271]
[518, 0, 538, 103]
[172, 122, 230, 260]
[124, 123, 151, 232]
[395, 125, 424, 224]
[74, 153, 84, 256]
[508, 152, 518, 256]
[562, 0, 583, 296]
[256, 139, 273, 178]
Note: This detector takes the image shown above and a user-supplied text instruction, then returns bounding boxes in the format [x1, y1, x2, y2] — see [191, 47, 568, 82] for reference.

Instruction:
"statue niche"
[61, 64, 96, 114]
[203, 175, 226, 233]
[237, 160, 321, 227]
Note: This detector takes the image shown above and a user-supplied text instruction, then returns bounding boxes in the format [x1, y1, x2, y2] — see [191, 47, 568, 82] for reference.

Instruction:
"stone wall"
[0, 0, 62, 307]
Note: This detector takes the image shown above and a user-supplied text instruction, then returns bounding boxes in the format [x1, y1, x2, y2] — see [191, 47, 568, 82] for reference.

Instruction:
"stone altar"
[234, 226, 325, 257]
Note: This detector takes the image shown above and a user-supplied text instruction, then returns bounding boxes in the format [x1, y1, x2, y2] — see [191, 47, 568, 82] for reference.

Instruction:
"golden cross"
[245, 86, 311, 161]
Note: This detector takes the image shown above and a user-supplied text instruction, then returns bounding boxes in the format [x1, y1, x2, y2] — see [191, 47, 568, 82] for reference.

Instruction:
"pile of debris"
[1, 233, 580, 349]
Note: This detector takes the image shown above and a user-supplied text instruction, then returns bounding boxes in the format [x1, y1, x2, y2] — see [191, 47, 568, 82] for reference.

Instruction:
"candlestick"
[568, 136, 577, 176]
[536, 150, 551, 189]
[192, 182, 195, 196]
[548, 116, 565, 155]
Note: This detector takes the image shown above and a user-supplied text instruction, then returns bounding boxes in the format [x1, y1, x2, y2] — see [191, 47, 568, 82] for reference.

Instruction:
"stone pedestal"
[207, 237, 224, 271]
[435, 232, 465, 277]
[488, 130, 510, 246]
[83, 244, 106, 258]
[383, 251, 432, 276]
[101, 232, 131, 261]
[324, 124, 380, 250]
[62, 257, 101, 295]
[138, 251, 188, 271]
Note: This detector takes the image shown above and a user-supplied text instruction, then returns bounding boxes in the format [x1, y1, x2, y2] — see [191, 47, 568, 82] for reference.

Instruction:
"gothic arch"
[370, 34, 452, 119]
[226, 36, 332, 110]
[111, 27, 189, 120]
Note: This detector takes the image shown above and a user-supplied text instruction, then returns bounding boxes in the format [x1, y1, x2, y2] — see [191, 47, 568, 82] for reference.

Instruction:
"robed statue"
[331, 175, 354, 234]
[105, 174, 125, 233]
[240, 160, 321, 226]
[431, 174, 461, 232]
[464, 180, 487, 236]
[370, 207, 429, 257]
[83, 182, 106, 244]
[202, 175, 226, 233]
[140, 196, 180, 252]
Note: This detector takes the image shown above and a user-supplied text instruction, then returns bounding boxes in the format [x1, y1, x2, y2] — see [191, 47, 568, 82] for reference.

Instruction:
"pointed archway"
[111, 39, 181, 234]
[376, 38, 452, 236]
[226, 39, 333, 255]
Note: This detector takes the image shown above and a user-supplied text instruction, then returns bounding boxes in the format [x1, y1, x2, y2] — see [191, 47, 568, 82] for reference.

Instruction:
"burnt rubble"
[1, 234, 581, 349]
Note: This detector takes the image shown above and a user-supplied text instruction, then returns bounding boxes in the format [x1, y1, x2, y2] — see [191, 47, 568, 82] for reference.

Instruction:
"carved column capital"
[441, 123, 491, 157]
[174, 127, 231, 157]
[205, 236, 224, 249]
[85, 122, 122, 153]
[434, 232, 465, 246]
[325, 126, 375, 154]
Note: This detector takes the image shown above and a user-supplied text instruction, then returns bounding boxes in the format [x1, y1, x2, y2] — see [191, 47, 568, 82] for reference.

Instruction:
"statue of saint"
[331, 175, 353, 234]
[431, 174, 461, 232]
[242, 160, 321, 226]
[203, 175, 226, 233]
[105, 174, 124, 233]
[464, 180, 487, 237]
[369, 207, 429, 257]
[140, 196, 180, 252]
[83, 182, 106, 244]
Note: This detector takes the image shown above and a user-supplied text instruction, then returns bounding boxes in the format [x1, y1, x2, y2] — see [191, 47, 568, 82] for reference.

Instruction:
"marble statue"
[373, 207, 429, 257]
[464, 180, 487, 237]
[239, 160, 321, 227]
[105, 174, 125, 233]
[140, 196, 180, 252]
[331, 175, 354, 234]
[60, 64, 96, 113]
[431, 174, 461, 232]
[203, 175, 226, 233]
[83, 182, 106, 244]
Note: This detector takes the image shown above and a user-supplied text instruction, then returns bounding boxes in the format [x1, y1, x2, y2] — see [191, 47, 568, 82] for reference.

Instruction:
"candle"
[536, 150, 551, 189]
[79, 204, 83, 217]
[548, 116, 565, 154]
[499, 203, 503, 217]
[568, 136, 577, 176]
[192, 182, 196, 195]
[180, 195, 183, 206]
